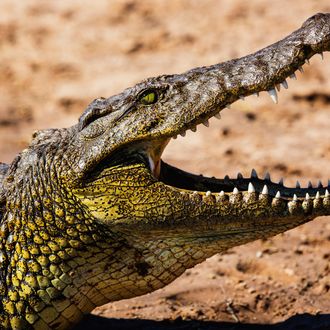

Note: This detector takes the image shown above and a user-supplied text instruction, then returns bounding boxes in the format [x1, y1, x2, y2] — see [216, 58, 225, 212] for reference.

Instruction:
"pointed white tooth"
[262, 185, 268, 195]
[193, 191, 198, 195]
[315, 191, 320, 199]
[268, 88, 278, 104]
[290, 73, 297, 80]
[305, 59, 310, 64]
[191, 126, 197, 132]
[317, 180, 323, 188]
[281, 80, 288, 89]
[203, 120, 209, 127]
[296, 181, 301, 189]
[206, 191, 211, 197]
[239, 96, 245, 100]
[319, 52, 324, 60]
[148, 155, 155, 174]
[219, 190, 225, 196]
[298, 66, 304, 73]
[276, 84, 281, 92]
[251, 169, 258, 178]
[305, 193, 310, 200]
[254, 92, 260, 97]
[264, 172, 271, 181]
[233, 187, 239, 194]
[248, 182, 255, 193]
[275, 191, 281, 199]
[214, 112, 221, 119]
[226, 104, 231, 109]
[237, 172, 243, 180]
[180, 131, 186, 137]
[293, 194, 298, 201]
[308, 181, 313, 189]
[279, 178, 284, 186]
[325, 189, 329, 197]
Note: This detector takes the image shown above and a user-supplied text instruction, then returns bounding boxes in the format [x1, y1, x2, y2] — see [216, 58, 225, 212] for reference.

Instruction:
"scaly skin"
[0, 13, 330, 329]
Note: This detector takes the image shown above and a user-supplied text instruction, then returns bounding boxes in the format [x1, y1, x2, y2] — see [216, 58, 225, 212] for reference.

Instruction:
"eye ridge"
[139, 89, 158, 105]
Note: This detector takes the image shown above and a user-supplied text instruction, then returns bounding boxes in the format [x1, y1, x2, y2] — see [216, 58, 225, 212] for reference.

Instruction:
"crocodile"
[0, 13, 329, 330]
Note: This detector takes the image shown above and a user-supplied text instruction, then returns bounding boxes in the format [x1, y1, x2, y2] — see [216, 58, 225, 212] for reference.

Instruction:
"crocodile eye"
[139, 90, 158, 105]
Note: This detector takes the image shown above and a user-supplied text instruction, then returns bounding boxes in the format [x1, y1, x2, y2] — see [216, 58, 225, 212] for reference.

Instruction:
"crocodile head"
[1, 13, 330, 329]
[70, 13, 330, 243]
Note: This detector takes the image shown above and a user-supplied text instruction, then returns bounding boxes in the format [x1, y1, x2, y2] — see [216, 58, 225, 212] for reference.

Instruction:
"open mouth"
[147, 55, 329, 201]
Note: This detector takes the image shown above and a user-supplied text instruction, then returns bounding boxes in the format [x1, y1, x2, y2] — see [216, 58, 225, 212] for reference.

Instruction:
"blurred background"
[0, 1, 329, 328]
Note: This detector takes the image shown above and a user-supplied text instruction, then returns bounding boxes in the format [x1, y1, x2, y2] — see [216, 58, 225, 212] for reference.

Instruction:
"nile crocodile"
[0, 13, 330, 330]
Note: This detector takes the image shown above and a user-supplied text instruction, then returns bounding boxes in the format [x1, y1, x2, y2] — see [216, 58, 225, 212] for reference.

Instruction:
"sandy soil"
[0, 1, 329, 329]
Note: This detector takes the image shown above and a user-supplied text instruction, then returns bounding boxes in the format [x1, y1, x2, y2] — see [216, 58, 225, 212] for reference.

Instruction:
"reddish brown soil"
[0, 1, 329, 329]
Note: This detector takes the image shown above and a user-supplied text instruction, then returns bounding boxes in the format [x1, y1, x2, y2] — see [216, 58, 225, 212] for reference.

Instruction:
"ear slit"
[78, 98, 112, 131]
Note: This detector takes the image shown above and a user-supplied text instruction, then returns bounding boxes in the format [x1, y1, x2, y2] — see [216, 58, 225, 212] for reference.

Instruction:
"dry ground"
[0, 1, 329, 329]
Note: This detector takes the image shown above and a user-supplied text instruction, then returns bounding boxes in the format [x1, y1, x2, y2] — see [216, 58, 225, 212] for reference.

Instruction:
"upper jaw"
[159, 13, 330, 139]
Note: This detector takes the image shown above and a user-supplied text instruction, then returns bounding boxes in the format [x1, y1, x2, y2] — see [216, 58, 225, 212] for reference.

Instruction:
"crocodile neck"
[0, 154, 210, 329]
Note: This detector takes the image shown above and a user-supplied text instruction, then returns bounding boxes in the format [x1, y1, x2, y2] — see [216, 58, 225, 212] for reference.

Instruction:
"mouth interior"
[146, 149, 327, 199]
[158, 160, 326, 198]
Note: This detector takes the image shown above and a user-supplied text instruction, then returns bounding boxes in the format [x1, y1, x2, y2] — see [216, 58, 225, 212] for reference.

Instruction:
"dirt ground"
[0, 1, 329, 329]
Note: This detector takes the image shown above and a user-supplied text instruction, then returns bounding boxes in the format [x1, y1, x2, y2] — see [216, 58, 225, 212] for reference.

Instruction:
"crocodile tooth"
[275, 191, 281, 199]
[191, 126, 197, 132]
[328, 179, 330, 187]
[206, 191, 211, 197]
[317, 180, 323, 188]
[308, 181, 313, 189]
[296, 181, 301, 189]
[203, 120, 209, 127]
[219, 190, 225, 196]
[298, 66, 304, 73]
[237, 172, 243, 180]
[251, 169, 258, 178]
[233, 187, 239, 194]
[262, 185, 268, 195]
[315, 191, 320, 199]
[325, 189, 329, 197]
[281, 80, 288, 89]
[148, 155, 155, 174]
[214, 112, 221, 119]
[276, 84, 281, 92]
[279, 178, 284, 186]
[239, 96, 245, 100]
[226, 104, 231, 109]
[264, 172, 271, 181]
[293, 194, 298, 201]
[224, 175, 230, 182]
[290, 73, 297, 80]
[254, 92, 259, 97]
[248, 182, 255, 193]
[305, 193, 310, 200]
[268, 88, 278, 104]
[319, 52, 324, 60]
[180, 131, 186, 137]
[305, 59, 310, 64]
